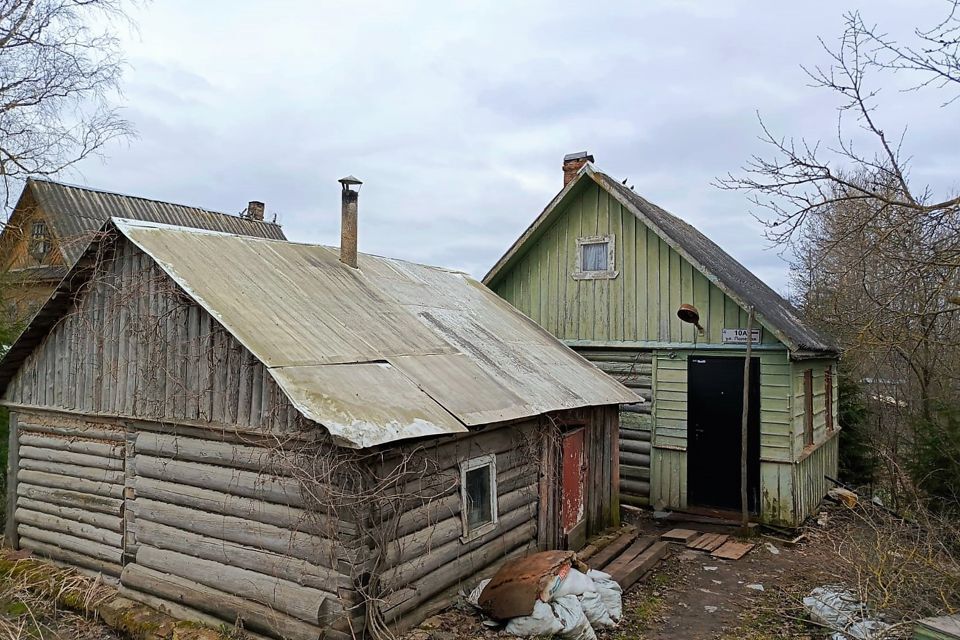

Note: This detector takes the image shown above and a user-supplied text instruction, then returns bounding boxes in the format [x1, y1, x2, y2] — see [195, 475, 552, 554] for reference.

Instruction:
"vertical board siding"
[792, 434, 839, 523]
[492, 181, 783, 346]
[649, 350, 801, 521]
[4, 237, 298, 432]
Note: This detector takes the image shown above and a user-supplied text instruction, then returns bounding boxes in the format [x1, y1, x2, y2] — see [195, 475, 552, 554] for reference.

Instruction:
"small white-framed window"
[460, 454, 498, 540]
[573, 235, 618, 280]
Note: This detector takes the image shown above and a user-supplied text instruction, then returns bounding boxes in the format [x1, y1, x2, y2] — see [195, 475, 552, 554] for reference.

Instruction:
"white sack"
[586, 569, 622, 623]
[552, 595, 597, 640]
[503, 600, 564, 637]
[552, 568, 597, 599]
[578, 591, 615, 629]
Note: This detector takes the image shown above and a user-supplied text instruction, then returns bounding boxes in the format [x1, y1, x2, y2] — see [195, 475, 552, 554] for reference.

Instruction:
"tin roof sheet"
[115, 218, 636, 448]
[27, 179, 286, 266]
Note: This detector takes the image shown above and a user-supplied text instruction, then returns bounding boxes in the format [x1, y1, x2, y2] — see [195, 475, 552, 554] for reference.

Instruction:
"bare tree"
[0, 0, 134, 210]
[718, 1, 960, 509]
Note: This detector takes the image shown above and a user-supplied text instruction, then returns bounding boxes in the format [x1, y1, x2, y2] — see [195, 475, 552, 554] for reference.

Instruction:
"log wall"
[122, 428, 361, 640]
[12, 410, 126, 576]
[373, 419, 542, 634]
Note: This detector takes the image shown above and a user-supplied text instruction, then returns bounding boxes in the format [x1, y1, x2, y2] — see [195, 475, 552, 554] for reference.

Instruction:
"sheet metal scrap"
[477, 551, 576, 620]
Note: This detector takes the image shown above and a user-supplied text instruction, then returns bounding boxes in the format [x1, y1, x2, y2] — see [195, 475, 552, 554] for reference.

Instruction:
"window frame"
[573, 234, 619, 280]
[28, 220, 52, 262]
[459, 453, 498, 541]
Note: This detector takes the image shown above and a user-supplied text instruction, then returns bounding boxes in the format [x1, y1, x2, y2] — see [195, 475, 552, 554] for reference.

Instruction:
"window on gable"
[460, 454, 498, 539]
[29, 221, 52, 262]
[573, 235, 618, 280]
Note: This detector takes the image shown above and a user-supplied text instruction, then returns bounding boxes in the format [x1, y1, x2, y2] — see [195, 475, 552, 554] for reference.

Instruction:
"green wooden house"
[483, 154, 840, 526]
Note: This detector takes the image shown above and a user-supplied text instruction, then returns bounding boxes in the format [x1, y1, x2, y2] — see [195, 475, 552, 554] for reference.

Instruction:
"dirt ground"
[408, 511, 842, 640]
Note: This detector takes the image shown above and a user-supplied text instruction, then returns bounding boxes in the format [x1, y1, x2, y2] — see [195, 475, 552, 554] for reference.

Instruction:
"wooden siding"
[491, 181, 784, 347]
[791, 359, 838, 458]
[650, 350, 802, 522]
[0, 192, 66, 273]
[3, 236, 301, 433]
[792, 432, 839, 524]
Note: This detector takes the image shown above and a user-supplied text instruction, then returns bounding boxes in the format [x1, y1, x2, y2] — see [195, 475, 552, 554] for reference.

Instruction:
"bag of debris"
[586, 569, 622, 623]
[465, 578, 492, 608]
[578, 591, 615, 629]
[551, 594, 597, 640]
[552, 568, 597, 599]
[803, 586, 890, 640]
[503, 600, 564, 637]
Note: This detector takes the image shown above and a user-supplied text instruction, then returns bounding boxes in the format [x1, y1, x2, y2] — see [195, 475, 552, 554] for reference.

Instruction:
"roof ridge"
[27, 178, 282, 228]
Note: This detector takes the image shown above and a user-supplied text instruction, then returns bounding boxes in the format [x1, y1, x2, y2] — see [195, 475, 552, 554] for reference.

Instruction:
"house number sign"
[721, 328, 762, 344]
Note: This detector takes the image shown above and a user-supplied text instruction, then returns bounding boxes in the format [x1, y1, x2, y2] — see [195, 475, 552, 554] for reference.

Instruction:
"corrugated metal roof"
[27, 179, 286, 266]
[484, 165, 837, 356]
[115, 218, 637, 448]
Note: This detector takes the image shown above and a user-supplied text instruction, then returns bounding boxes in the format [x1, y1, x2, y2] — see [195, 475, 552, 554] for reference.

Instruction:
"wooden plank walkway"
[586, 532, 670, 590]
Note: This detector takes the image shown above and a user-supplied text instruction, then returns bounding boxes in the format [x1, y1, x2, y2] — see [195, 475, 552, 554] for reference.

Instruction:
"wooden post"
[5, 412, 19, 548]
[740, 308, 754, 530]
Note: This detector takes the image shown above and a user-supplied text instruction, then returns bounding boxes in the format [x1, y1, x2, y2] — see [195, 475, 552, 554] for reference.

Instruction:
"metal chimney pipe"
[338, 175, 362, 269]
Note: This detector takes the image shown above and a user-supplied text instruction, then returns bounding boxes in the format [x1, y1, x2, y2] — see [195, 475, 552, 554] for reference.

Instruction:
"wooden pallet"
[686, 533, 729, 552]
[588, 534, 670, 590]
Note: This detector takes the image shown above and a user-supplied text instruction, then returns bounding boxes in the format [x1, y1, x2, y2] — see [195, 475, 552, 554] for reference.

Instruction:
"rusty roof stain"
[110, 218, 636, 448]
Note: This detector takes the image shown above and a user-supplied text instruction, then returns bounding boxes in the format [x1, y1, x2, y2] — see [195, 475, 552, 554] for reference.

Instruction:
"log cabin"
[484, 154, 841, 527]
[0, 179, 284, 330]
[0, 177, 635, 639]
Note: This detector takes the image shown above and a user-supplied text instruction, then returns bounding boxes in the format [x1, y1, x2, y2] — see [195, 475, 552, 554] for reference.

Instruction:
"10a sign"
[721, 328, 762, 344]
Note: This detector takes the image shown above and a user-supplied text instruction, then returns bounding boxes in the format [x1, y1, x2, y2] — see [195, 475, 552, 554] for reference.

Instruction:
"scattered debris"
[711, 541, 755, 560]
[703, 566, 718, 571]
[474, 565, 623, 638]
[914, 614, 960, 640]
[746, 584, 765, 592]
[827, 487, 859, 508]
[764, 542, 781, 555]
[478, 550, 576, 619]
[704, 606, 718, 613]
[803, 586, 891, 640]
[817, 512, 830, 526]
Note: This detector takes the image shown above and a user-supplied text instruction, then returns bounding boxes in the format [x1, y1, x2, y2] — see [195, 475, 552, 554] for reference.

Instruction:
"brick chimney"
[562, 151, 594, 187]
[338, 175, 362, 268]
[244, 201, 265, 221]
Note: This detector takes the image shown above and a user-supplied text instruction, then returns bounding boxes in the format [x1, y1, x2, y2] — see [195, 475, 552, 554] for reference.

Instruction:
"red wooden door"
[560, 428, 586, 533]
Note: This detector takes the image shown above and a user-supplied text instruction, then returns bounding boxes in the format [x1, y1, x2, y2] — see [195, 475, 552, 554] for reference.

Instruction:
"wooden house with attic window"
[0, 177, 633, 638]
[0, 179, 284, 329]
[484, 153, 841, 527]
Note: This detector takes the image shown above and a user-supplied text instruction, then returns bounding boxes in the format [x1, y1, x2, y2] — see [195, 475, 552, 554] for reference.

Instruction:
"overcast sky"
[69, 0, 959, 294]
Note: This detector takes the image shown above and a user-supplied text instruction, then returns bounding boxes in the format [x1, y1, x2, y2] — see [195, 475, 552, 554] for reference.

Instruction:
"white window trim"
[573, 234, 619, 280]
[459, 453, 498, 542]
